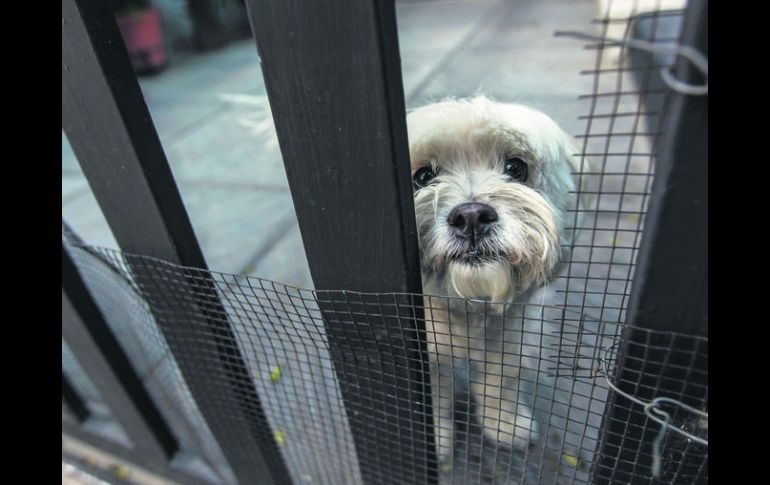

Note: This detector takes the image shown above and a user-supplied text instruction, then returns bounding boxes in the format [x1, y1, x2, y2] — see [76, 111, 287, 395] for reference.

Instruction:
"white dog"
[407, 96, 589, 460]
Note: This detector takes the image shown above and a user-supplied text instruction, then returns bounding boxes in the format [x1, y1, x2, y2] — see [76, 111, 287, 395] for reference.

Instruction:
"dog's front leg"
[429, 344, 456, 462]
[425, 299, 469, 462]
[425, 299, 454, 462]
[470, 347, 538, 451]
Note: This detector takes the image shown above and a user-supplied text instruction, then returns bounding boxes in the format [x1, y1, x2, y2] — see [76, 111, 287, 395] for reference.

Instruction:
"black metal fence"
[62, 0, 707, 483]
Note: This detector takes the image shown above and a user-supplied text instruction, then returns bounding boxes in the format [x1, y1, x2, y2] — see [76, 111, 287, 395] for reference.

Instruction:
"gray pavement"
[62, 0, 599, 291]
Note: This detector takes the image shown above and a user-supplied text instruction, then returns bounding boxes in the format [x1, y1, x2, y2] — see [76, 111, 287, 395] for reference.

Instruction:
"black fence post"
[593, 0, 708, 482]
[62, 244, 177, 465]
[62, 372, 90, 424]
[243, 0, 437, 483]
[62, 0, 290, 483]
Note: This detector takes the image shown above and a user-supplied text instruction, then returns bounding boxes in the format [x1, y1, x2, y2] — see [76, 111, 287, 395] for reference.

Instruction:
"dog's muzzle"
[447, 202, 505, 263]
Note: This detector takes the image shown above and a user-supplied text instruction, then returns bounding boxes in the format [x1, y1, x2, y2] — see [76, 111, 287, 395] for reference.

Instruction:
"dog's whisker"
[433, 184, 441, 224]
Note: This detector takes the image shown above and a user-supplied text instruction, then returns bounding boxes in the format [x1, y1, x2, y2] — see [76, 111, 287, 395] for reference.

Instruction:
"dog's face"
[408, 97, 583, 302]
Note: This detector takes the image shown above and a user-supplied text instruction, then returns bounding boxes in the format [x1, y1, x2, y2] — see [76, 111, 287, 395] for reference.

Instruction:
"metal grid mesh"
[62, 225, 237, 484]
[63, 238, 706, 484]
[557, 0, 687, 331]
[590, 330, 708, 483]
[62, 1, 707, 483]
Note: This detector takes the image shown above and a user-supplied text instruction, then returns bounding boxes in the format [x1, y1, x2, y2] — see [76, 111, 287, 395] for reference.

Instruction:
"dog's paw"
[481, 404, 539, 451]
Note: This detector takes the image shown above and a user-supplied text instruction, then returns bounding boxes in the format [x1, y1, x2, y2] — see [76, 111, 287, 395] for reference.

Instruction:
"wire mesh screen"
[590, 330, 707, 483]
[556, 0, 687, 329]
[547, 0, 708, 482]
[63, 236, 706, 484]
[62, 1, 707, 483]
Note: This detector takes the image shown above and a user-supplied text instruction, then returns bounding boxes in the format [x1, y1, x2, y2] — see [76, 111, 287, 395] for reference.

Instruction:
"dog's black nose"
[447, 202, 499, 242]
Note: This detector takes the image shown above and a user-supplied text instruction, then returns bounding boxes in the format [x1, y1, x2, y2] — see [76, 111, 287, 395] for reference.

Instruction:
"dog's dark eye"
[413, 166, 437, 189]
[503, 157, 528, 182]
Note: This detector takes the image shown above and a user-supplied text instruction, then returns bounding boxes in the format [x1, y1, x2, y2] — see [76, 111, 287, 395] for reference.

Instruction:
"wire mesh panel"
[592, 330, 708, 483]
[63, 233, 707, 484]
[551, 0, 707, 483]
[557, 0, 688, 327]
[63, 225, 235, 483]
[64, 230, 361, 485]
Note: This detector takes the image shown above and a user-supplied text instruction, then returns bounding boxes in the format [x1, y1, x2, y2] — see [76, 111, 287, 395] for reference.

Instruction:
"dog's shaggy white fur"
[407, 96, 589, 458]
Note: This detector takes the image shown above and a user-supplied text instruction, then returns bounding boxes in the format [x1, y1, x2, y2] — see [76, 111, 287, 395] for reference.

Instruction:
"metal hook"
[596, 343, 708, 478]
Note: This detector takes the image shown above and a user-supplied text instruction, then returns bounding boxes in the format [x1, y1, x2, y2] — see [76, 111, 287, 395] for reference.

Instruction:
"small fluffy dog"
[407, 96, 588, 458]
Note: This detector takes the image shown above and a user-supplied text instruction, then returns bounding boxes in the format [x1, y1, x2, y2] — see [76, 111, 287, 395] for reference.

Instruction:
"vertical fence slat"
[243, 1, 437, 483]
[62, 244, 177, 464]
[62, 425, 214, 485]
[593, 0, 708, 482]
[62, 372, 90, 424]
[62, 1, 290, 483]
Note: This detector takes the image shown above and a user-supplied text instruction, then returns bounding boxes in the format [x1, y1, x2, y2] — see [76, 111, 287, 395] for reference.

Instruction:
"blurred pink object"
[116, 6, 168, 73]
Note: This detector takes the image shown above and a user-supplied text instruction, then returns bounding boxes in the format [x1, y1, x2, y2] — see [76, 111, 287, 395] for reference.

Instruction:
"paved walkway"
[62, 0, 598, 291]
